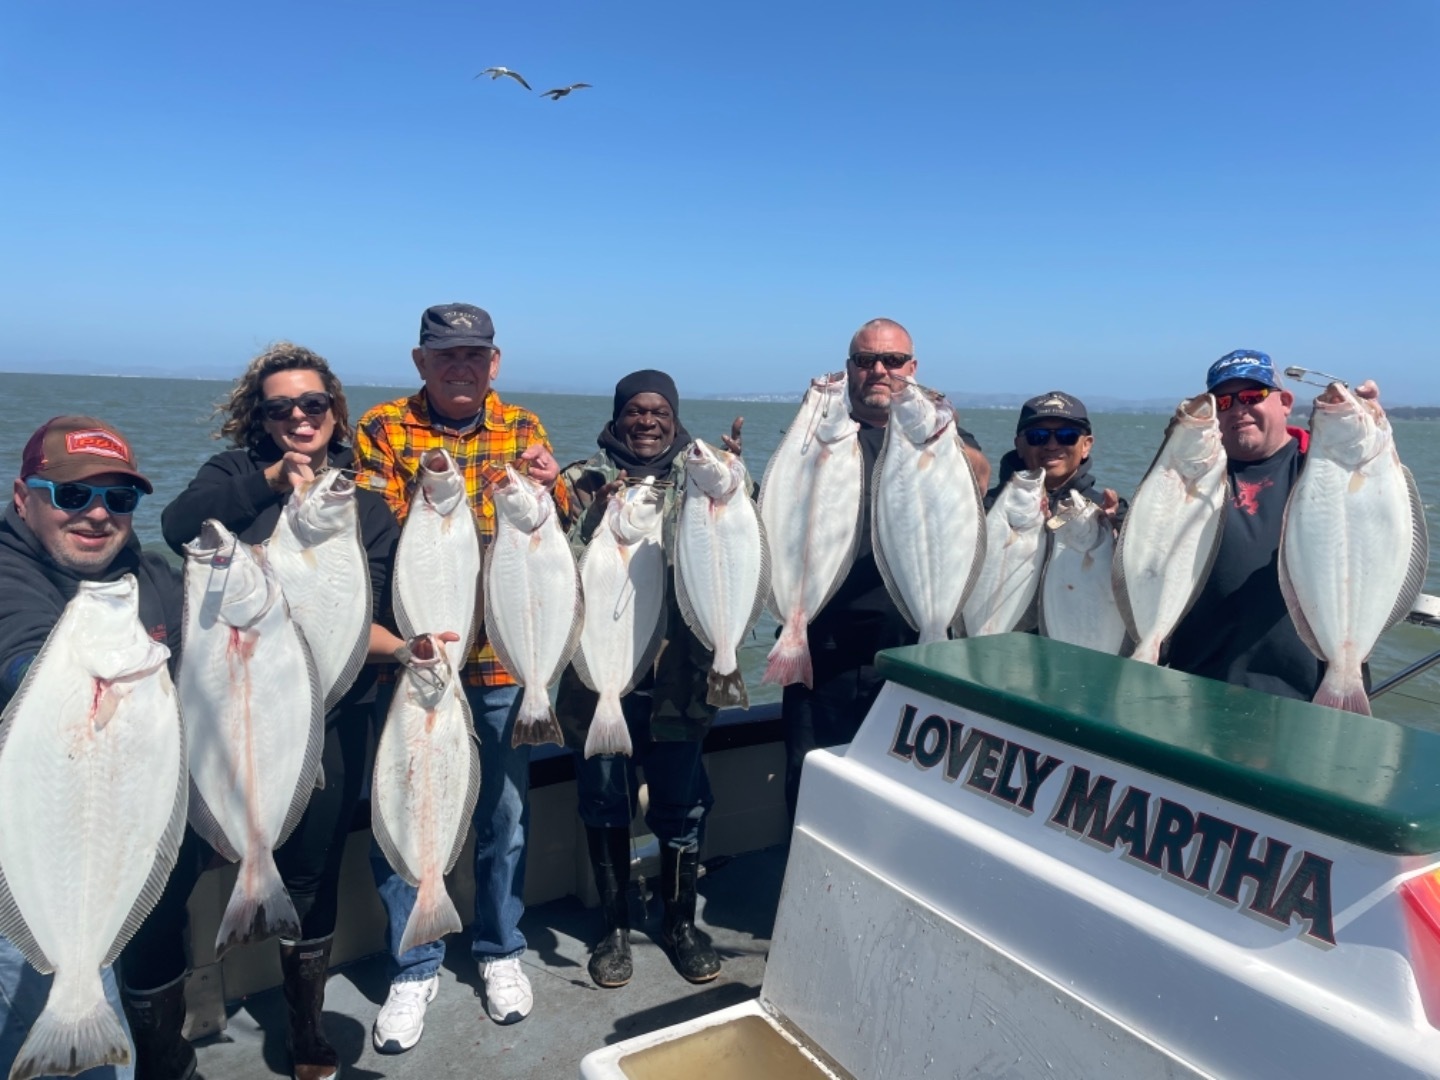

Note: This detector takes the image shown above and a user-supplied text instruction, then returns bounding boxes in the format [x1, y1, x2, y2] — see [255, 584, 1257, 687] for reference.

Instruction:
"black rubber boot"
[122, 974, 197, 1080]
[660, 845, 721, 984]
[586, 826, 633, 988]
[280, 936, 340, 1080]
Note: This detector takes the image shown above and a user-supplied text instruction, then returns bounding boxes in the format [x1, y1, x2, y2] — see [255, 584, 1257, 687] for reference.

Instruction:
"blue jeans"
[0, 935, 133, 1080]
[574, 694, 712, 851]
[371, 683, 529, 981]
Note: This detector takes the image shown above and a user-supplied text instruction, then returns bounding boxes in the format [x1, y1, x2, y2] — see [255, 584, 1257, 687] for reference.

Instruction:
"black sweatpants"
[121, 704, 371, 991]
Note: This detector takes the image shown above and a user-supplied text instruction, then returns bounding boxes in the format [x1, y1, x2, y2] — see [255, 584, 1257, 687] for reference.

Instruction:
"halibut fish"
[485, 465, 583, 747]
[872, 381, 987, 644]
[267, 468, 371, 710]
[0, 578, 185, 1080]
[371, 634, 479, 953]
[394, 449, 482, 674]
[180, 521, 324, 957]
[1114, 394, 1228, 664]
[1279, 383, 1429, 715]
[759, 372, 864, 687]
[675, 439, 770, 708]
[1040, 491, 1126, 654]
[573, 480, 668, 757]
[960, 468, 1048, 636]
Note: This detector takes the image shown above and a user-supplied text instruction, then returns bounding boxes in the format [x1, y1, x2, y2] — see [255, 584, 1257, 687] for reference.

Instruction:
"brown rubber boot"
[121, 974, 197, 1080]
[585, 826, 633, 988]
[279, 936, 340, 1080]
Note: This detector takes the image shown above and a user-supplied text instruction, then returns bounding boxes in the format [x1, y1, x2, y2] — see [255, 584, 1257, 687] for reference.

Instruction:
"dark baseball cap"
[419, 304, 495, 349]
[1016, 391, 1090, 433]
[20, 416, 153, 493]
[1206, 349, 1281, 391]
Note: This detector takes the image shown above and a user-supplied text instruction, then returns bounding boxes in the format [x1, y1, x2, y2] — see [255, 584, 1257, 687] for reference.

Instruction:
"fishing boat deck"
[192, 844, 787, 1080]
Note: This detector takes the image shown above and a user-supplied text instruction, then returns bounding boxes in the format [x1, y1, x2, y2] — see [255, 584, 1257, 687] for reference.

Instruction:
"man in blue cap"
[1166, 349, 1377, 700]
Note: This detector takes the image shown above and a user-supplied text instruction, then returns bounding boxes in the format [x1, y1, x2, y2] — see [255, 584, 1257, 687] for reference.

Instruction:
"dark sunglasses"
[848, 352, 912, 371]
[1023, 426, 1086, 447]
[260, 391, 333, 422]
[1215, 387, 1272, 412]
[25, 477, 144, 515]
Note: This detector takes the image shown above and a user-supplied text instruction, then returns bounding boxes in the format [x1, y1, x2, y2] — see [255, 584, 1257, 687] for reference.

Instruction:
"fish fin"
[511, 686, 564, 747]
[706, 667, 749, 709]
[103, 704, 189, 968]
[1381, 466, 1431, 635]
[185, 778, 242, 863]
[391, 559, 418, 641]
[313, 764, 326, 790]
[398, 878, 464, 955]
[809, 441, 868, 621]
[369, 751, 420, 888]
[0, 866, 51, 974]
[277, 624, 326, 849]
[745, 511, 773, 638]
[324, 584, 371, 712]
[215, 848, 300, 957]
[1313, 669, 1372, 716]
[9, 986, 130, 1080]
[447, 700, 482, 875]
[672, 532, 715, 651]
[1277, 495, 1326, 662]
[544, 557, 586, 689]
[618, 563, 670, 700]
[763, 622, 813, 688]
[481, 542, 525, 682]
[953, 451, 990, 621]
[584, 693, 634, 758]
[1110, 515, 1143, 646]
[870, 434, 922, 635]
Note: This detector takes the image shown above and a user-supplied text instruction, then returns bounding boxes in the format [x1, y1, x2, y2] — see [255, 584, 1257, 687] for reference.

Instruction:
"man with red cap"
[0, 416, 183, 1080]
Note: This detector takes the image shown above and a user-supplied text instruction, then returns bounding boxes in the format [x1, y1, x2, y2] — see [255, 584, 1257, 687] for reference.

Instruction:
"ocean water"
[2, 372, 1437, 723]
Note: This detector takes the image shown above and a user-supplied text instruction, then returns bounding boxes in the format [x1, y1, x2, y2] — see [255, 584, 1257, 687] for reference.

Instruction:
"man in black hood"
[0, 416, 183, 1080]
[986, 390, 1126, 527]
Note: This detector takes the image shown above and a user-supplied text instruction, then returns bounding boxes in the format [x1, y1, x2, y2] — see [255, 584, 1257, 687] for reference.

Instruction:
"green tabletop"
[875, 635, 1440, 855]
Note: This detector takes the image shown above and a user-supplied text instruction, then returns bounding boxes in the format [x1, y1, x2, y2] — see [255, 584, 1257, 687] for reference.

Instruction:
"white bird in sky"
[539, 83, 592, 101]
[476, 67, 532, 91]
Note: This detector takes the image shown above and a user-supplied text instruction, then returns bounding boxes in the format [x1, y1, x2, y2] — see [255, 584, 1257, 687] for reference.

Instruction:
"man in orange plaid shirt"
[356, 303, 571, 1053]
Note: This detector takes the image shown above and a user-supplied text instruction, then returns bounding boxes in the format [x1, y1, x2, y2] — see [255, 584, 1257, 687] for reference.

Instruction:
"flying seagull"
[476, 67, 532, 91]
[539, 83, 592, 101]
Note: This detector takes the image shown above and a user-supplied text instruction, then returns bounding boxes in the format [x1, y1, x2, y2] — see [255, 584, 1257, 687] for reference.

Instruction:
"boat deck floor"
[193, 845, 788, 1080]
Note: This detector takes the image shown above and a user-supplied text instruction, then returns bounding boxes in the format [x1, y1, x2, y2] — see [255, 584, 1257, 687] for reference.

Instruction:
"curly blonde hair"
[218, 342, 353, 451]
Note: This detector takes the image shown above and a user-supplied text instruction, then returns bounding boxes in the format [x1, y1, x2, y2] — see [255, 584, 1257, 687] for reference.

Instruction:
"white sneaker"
[372, 974, 439, 1053]
[480, 957, 533, 1024]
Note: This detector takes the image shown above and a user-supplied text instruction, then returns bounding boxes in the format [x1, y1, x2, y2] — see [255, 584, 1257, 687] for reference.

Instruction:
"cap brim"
[419, 337, 495, 350]
[38, 462, 153, 494]
[1019, 414, 1090, 432]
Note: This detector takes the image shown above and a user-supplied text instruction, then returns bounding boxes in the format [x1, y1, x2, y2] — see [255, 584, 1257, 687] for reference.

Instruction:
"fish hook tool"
[1282, 366, 1349, 389]
[392, 636, 447, 693]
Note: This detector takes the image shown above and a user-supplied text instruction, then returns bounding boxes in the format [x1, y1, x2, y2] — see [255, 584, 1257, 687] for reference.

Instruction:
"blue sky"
[1, 1, 1436, 401]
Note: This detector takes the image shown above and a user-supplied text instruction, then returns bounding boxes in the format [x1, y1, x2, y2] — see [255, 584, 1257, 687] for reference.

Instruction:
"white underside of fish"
[1041, 504, 1127, 654]
[961, 474, 1048, 637]
[371, 666, 479, 954]
[393, 481, 482, 675]
[0, 578, 186, 1080]
[759, 379, 863, 688]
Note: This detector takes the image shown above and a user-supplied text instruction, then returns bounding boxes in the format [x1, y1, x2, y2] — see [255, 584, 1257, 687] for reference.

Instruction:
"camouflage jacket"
[555, 447, 716, 744]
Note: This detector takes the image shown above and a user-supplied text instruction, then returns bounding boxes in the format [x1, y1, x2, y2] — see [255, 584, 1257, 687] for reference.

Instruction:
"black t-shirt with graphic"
[1165, 436, 1323, 700]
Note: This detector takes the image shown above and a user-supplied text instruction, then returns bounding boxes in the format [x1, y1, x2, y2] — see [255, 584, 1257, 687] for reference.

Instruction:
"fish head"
[888, 380, 951, 445]
[286, 467, 357, 542]
[1000, 468, 1049, 530]
[1162, 393, 1226, 479]
[609, 478, 665, 544]
[492, 464, 552, 531]
[415, 449, 468, 517]
[684, 439, 743, 498]
[1047, 490, 1101, 546]
[400, 632, 454, 704]
[185, 520, 277, 628]
[1309, 381, 1391, 467]
[810, 372, 860, 445]
[69, 576, 171, 682]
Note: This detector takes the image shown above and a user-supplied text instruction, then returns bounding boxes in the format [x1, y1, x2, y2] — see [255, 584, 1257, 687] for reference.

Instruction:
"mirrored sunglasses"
[1215, 387, 1272, 412]
[1023, 426, 1085, 447]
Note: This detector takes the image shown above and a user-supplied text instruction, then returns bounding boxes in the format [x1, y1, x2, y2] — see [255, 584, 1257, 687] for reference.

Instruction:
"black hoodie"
[985, 449, 1129, 528]
[0, 504, 183, 710]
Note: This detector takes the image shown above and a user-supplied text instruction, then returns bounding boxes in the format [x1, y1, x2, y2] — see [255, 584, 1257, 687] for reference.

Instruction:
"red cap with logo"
[19, 416, 153, 494]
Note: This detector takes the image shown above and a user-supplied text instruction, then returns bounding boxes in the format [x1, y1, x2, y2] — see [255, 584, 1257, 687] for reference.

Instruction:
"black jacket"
[985, 449, 1129, 529]
[160, 440, 400, 708]
[0, 505, 183, 711]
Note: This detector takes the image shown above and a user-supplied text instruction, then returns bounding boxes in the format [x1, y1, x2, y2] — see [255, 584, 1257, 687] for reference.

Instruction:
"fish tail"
[1130, 640, 1161, 665]
[584, 694, 633, 758]
[398, 877, 463, 955]
[216, 849, 300, 958]
[762, 623, 813, 688]
[1313, 669, 1372, 716]
[706, 667, 749, 709]
[10, 977, 131, 1080]
[511, 686, 564, 747]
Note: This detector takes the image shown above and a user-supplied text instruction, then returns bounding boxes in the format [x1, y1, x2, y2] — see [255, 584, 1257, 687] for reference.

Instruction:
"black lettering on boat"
[1049, 766, 1116, 845]
[888, 704, 919, 762]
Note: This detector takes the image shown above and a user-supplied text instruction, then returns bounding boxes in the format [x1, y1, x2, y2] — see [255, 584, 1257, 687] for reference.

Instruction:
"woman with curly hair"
[120, 343, 403, 1080]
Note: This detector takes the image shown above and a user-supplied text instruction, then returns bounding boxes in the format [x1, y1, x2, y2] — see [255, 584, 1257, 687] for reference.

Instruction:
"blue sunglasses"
[25, 477, 144, 515]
